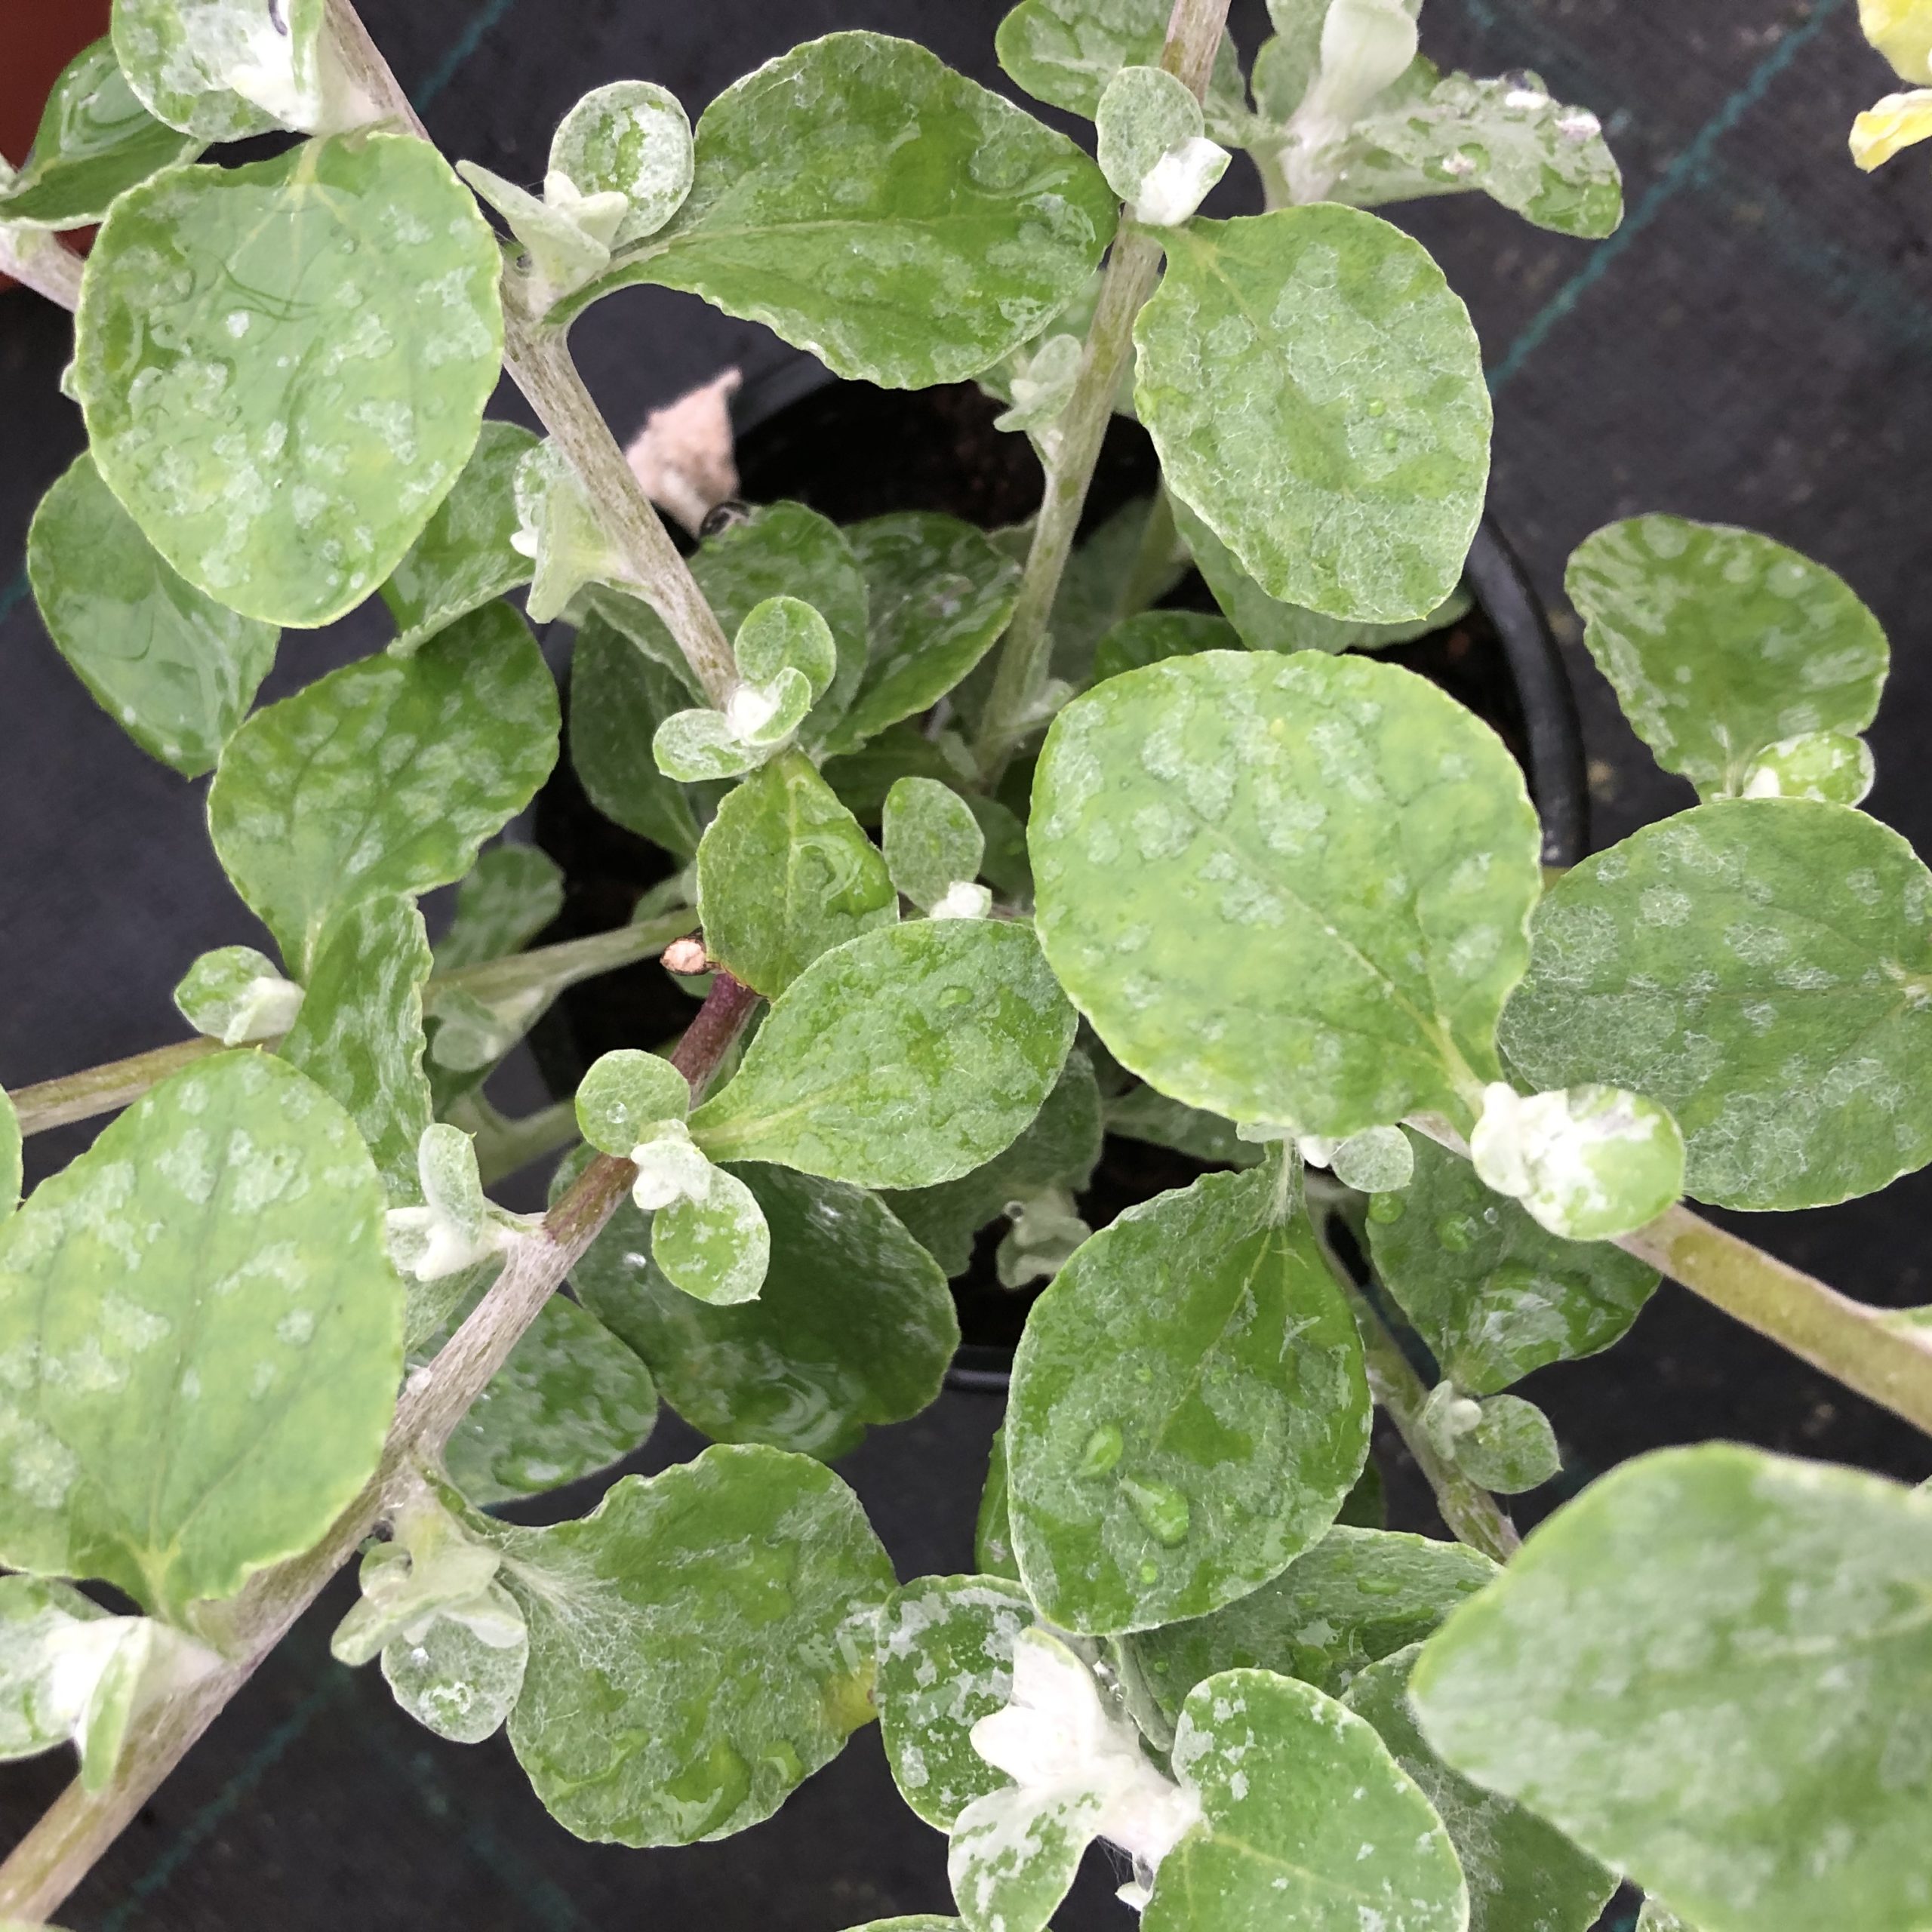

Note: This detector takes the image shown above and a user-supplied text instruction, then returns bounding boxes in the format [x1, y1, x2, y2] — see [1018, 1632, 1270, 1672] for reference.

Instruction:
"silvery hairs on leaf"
[75, 134, 503, 629]
[1565, 516, 1887, 805]
[1095, 66, 1229, 226]
[113, 0, 329, 142]
[550, 80, 695, 248]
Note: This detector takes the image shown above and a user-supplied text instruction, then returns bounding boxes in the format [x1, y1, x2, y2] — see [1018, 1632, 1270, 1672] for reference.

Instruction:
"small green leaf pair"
[460, 81, 693, 303]
[1094, 66, 1230, 225]
[577, 1051, 768, 1306]
[331, 1494, 528, 1745]
[654, 598, 840, 782]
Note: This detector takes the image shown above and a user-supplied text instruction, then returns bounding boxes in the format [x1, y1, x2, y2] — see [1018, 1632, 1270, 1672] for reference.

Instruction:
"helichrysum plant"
[0, 2, 1926, 1928]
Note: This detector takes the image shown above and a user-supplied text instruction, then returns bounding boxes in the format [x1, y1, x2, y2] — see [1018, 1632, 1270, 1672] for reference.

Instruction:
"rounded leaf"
[1740, 730, 1875, 806]
[1007, 1170, 1370, 1635]
[1566, 518, 1887, 804]
[651, 1167, 771, 1306]
[380, 1582, 529, 1744]
[884, 778, 987, 914]
[1410, 1445, 1932, 1932]
[75, 133, 503, 627]
[559, 33, 1118, 388]
[1096, 64, 1203, 203]
[0, 1053, 402, 1620]
[1469, 1082, 1684, 1241]
[28, 452, 278, 777]
[1500, 799, 1932, 1210]
[1032, 650, 1541, 1137]
[550, 79, 694, 245]
[499, 1444, 895, 1846]
[733, 596, 838, 700]
[876, 1574, 1034, 1829]
[1137, 208, 1490, 623]
[112, 0, 325, 141]
[576, 1049, 691, 1155]
[1149, 1668, 1469, 1932]
[0, 37, 200, 229]
[689, 920, 1075, 1189]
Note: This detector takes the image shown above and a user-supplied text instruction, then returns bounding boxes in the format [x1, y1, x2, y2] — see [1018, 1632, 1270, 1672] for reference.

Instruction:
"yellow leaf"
[1850, 87, 1932, 168]
[1860, 0, 1932, 82]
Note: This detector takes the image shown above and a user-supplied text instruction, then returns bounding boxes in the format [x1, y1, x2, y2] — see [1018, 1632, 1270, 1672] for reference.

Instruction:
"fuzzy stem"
[8, 912, 697, 1141]
[0, 228, 82, 311]
[0, 973, 758, 1921]
[1311, 1216, 1521, 1563]
[1621, 1205, 1932, 1438]
[972, 0, 1233, 779]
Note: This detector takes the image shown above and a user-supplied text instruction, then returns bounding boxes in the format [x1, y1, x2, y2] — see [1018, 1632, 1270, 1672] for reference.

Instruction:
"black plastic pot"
[531, 361, 1590, 1386]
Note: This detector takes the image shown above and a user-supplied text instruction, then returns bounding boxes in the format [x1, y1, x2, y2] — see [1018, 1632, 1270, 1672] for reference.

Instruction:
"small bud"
[661, 937, 709, 976]
[1471, 1081, 1684, 1240]
[629, 1121, 715, 1211]
[174, 946, 304, 1045]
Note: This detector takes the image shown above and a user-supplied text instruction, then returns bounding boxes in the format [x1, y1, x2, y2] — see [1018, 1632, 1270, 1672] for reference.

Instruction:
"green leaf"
[884, 1051, 1102, 1277]
[381, 422, 541, 657]
[1032, 650, 1540, 1137]
[1367, 1131, 1658, 1394]
[0, 1052, 402, 1620]
[1338, 71, 1624, 240]
[559, 33, 1118, 389]
[884, 779, 986, 914]
[977, 1429, 1020, 1580]
[734, 597, 838, 701]
[995, 0, 1254, 145]
[442, 1294, 657, 1507]
[550, 81, 694, 248]
[690, 920, 1075, 1189]
[1006, 1171, 1369, 1635]
[1637, 1903, 1700, 1932]
[841, 1921, 965, 1931]
[381, 1580, 528, 1743]
[0, 38, 199, 229]
[279, 894, 433, 1204]
[575, 1051, 690, 1156]
[1147, 1667, 1468, 1932]
[1434, 1389, 1561, 1494]
[573, 1158, 956, 1460]
[1096, 66, 1226, 216]
[112, 0, 325, 140]
[209, 605, 558, 976]
[1168, 493, 1472, 655]
[27, 451, 277, 778]
[1345, 1645, 1618, 1932]
[1104, 1088, 1261, 1169]
[174, 946, 303, 1046]
[877, 1574, 1034, 1829]
[1500, 798, 1932, 1210]
[1410, 1444, 1932, 1932]
[697, 752, 898, 998]
[649, 1164, 771, 1306]
[1091, 611, 1238, 683]
[433, 846, 564, 972]
[1565, 517, 1888, 803]
[824, 516, 1023, 756]
[1137, 209, 1489, 623]
[495, 1443, 894, 1845]
[0, 1094, 18, 1223]
[74, 133, 503, 627]
[1128, 1524, 1497, 1721]
[568, 614, 704, 859]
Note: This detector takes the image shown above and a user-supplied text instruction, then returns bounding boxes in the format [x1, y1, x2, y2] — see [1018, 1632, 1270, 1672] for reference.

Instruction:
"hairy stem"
[321, 0, 737, 705]
[1623, 1205, 1932, 1438]
[0, 972, 758, 1921]
[1312, 1216, 1521, 1563]
[8, 912, 697, 1140]
[972, 0, 1234, 778]
[0, 228, 83, 312]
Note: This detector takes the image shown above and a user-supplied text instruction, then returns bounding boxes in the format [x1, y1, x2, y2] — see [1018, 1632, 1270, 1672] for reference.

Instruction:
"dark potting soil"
[533, 377, 1549, 1355]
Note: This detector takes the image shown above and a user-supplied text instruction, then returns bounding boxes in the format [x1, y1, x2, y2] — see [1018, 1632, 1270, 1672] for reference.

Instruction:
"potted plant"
[0, 3, 1927, 1930]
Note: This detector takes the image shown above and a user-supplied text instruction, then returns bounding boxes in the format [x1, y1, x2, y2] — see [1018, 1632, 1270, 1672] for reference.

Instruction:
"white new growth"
[627, 1121, 717, 1211]
[961, 1629, 1198, 1912]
